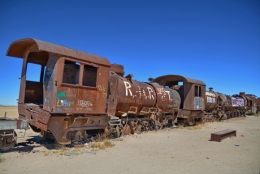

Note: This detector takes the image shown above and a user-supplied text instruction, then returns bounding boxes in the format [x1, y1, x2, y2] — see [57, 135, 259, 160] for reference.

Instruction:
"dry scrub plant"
[43, 134, 115, 156]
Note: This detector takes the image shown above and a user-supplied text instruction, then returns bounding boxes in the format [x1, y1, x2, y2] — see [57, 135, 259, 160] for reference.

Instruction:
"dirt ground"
[0, 107, 260, 174]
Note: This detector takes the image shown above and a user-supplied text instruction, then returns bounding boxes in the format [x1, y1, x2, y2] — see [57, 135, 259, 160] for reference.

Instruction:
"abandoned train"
[0, 38, 259, 150]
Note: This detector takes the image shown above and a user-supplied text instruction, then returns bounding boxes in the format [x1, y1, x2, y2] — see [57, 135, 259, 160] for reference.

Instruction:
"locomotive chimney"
[239, 92, 245, 96]
[209, 87, 213, 91]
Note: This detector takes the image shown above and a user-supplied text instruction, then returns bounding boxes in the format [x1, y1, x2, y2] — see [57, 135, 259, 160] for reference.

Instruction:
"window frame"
[194, 85, 202, 97]
[60, 58, 99, 89]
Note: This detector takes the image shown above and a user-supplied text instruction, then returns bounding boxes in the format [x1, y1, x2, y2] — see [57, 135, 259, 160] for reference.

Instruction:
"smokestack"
[239, 92, 245, 96]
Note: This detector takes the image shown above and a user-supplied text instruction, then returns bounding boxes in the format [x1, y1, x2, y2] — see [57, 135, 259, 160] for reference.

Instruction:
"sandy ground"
[0, 106, 19, 118]
[0, 113, 259, 174]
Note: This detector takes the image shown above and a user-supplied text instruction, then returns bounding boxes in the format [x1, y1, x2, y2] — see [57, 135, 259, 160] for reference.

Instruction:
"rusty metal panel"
[47, 115, 109, 144]
[0, 119, 18, 130]
[231, 97, 245, 107]
[54, 57, 110, 114]
[244, 94, 259, 114]
[194, 97, 204, 110]
[216, 92, 232, 107]
[115, 75, 157, 115]
[0, 118, 27, 130]
[55, 82, 108, 114]
[149, 82, 180, 113]
[110, 64, 124, 77]
[205, 89, 219, 111]
[154, 75, 206, 86]
[6, 38, 110, 66]
[107, 71, 119, 116]
[43, 54, 59, 112]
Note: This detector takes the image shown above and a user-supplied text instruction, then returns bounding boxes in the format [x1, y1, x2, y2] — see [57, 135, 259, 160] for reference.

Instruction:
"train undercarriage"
[0, 107, 252, 151]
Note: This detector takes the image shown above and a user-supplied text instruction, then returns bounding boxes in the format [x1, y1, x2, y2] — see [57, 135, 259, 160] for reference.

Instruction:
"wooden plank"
[211, 129, 236, 142]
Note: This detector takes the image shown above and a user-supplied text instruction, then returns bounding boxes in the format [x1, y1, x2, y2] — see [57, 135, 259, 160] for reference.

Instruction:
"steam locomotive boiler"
[107, 66, 181, 135]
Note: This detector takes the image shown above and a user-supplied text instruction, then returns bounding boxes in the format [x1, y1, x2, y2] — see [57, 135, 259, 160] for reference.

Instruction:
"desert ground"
[0, 106, 260, 174]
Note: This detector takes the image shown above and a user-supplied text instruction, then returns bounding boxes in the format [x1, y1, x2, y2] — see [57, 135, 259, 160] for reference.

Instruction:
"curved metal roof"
[6, 38, 110, 66]
[154, 75, 206, 86]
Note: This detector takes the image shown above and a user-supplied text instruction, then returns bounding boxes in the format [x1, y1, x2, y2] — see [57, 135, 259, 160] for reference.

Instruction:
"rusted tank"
[205, 88, 219, 110]
[107, 72, 181, 134]
[204, 88, 225, 120]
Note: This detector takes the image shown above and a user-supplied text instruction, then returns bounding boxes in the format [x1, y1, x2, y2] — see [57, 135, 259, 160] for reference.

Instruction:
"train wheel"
[226, 112, 230, 119]
[221, 114, 227, 120]
[230, 111, 234, 118]
[154, 120, 162, 130]
[201, 116, 207, 123]
[111, 126, 121, 138]
[135, 124, 142, 134]
[185, 117, 195, 126]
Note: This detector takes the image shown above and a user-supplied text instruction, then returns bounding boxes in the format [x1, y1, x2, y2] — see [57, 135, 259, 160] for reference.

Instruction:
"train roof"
[6, 38, 110, 66]
[154, 75, 206, 86]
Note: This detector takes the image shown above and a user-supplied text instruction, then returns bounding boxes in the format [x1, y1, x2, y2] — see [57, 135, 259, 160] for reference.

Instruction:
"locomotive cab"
[6, 38, 111, 144]
[154, 75, 206, 125]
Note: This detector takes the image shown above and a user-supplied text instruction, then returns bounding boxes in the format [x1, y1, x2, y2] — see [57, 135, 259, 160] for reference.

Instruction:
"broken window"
[178, 81, 183, 85]
[62, 60, 80, 84]
[26, 63, 42, 82]
[195, 85, 202, 97]
[83, 65, 97, 87]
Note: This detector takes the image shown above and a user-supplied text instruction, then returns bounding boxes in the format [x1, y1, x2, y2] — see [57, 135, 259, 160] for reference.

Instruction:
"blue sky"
[0, 0, 259, 105]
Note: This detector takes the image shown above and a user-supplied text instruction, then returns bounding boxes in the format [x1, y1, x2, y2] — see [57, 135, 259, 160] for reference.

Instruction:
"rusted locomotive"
[150, 78, 259, 124]
[0, 38, 258, 150]
[152, 75, 206, 126]
[204, 89, 258, 120]
[204, 88, 243, 120]
[0, 38, 180, 150]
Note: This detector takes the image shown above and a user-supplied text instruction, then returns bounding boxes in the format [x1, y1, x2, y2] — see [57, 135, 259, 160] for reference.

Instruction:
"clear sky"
[0, 0, 259, 105]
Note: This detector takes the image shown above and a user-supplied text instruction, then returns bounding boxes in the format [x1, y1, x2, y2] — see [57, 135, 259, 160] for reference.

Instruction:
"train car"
[233, 92, 258, 115]
[0, 38, 181, 150]
[204, 88, 226, 120]
[205, 88, 247, 120]
[153, 75, 206, 125]
[214, 92, 234, 119]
